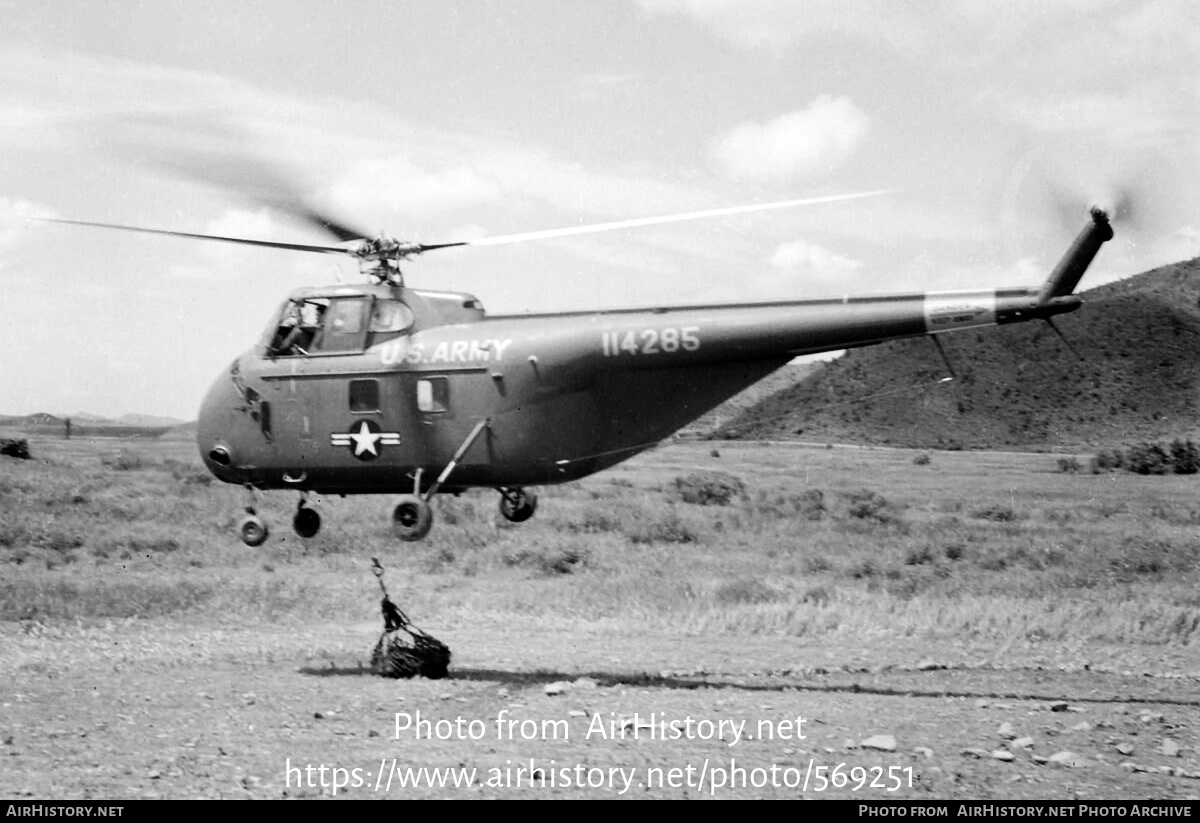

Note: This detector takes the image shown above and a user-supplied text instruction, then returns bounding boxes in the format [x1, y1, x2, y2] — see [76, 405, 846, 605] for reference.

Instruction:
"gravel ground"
[3, 619, 1198, 800]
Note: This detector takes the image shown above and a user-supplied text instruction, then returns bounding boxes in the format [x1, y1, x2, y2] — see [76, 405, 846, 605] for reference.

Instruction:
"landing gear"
[498, 487, 538, 523]
[392, 494, 433, 542]
[238, 513, 269, 547]
[389, 419, 490, 542]
[293, 499, 321, 539]
[238, 485, 269, 547]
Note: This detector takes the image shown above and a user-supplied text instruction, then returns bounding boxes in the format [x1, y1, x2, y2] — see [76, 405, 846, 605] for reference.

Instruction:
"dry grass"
[1, 435, 1198, 648]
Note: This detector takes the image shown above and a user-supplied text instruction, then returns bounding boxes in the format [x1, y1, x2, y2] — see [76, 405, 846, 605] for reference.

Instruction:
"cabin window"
[416, 377, 449, 413]
[349, 379, 380, 413]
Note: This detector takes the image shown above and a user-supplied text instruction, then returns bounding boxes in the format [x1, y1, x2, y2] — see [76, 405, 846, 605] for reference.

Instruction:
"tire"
[293, 506, 321, 539]
[392, 494, 433, 541]
[499, 488, 538, 523]
[238, 514, 269, 547]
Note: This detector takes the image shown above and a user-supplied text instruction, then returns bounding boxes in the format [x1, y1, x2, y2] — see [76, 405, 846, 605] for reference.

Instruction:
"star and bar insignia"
[330, 420, 402, 461]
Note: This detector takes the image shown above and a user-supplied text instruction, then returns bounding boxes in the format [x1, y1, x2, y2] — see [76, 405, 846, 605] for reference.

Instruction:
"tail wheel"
[499, 488, 538, 523]
[293, 505, 321, 539]
[238, 513, 269, 547]
[392, 494, 434, 542]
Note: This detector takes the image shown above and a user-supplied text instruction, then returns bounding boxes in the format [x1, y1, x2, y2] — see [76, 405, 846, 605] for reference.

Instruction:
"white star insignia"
[331, 422, 402, 459]
[348, 421, 382, 456]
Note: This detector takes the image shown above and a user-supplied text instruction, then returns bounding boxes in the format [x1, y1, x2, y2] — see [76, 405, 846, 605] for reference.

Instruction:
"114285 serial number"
[600, 327, 701, 357]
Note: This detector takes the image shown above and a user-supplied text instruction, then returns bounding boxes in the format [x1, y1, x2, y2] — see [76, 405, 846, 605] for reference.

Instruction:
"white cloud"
[0, 197, 56, 249]
[163, 207, 335, 283]
[325, 156, 502, 222]
[701, 238, 868, 301]
[769, 238, 861, 273]
[575, 72, 640, 87]
[712, 97, 869, 183]
[634, 0, 924, 52]
[984, 91, 1181, 151]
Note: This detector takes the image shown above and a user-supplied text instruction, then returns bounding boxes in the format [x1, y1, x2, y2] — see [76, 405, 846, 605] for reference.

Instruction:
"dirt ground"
[3, 619, 1198, 800]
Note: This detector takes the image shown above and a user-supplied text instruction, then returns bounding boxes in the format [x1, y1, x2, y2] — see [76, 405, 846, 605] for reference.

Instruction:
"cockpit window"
[370, 300, 413, 333]
[368, 299, 414, 347]
[269, 297, 371, 356]
[312, 298, 368, 352]
[269, 299, 326, 356]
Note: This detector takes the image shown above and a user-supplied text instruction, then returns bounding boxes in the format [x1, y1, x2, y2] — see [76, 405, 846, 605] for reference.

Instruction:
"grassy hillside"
[677, 362, 822, 436]
[1, 436, 1197, 651]
[719, 258, 1200, 449]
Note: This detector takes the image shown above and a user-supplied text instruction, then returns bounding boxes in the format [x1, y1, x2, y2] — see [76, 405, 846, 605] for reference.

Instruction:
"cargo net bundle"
[369, 558, 451, 679]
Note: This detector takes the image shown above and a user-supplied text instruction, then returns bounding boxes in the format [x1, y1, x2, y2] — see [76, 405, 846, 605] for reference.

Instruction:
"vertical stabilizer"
[1036, 207, 1113, 303]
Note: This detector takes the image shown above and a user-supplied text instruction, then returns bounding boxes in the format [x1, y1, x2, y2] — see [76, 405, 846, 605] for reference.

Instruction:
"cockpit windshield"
[268, 297, 413, 357]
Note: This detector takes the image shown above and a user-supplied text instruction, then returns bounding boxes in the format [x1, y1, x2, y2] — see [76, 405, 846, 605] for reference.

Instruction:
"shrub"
[1170, 439, 1200, 475]
[571, 506, 624, 534]
[842, 490, 899, 523]
[753, 489, 826, 521]
[1108, 539, 1170, 578]
[1126, 442, 1171, 475]
[504, 544, 589, 575]
[904, 546, 934, 566]
[171, 464, 213, 485]
[794, 489, 826, 520]
[801, 554, 833, 574]
[972, 504, 1017, 522]
[713, 578, 781, 605]
[1057, 456, 1081, 473]
[672, 471, 746, 506]
[627, 511, 697, 544]
[801, 585, 831, 605]
[101, 450, 147, 471]
[0, 439, 31, 459]
[848, 559, 879, 579]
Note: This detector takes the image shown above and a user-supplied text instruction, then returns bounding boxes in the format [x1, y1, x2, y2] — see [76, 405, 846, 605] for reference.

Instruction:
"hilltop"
[716, 257, 1200, 450]
[0, 412, 189, 439]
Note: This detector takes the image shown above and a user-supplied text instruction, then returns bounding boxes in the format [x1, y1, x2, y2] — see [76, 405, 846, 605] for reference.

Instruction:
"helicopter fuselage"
[196, 282, 1080, 495]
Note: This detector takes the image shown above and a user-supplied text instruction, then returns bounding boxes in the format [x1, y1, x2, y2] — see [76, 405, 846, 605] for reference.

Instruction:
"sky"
[1, 0, 1198, 420]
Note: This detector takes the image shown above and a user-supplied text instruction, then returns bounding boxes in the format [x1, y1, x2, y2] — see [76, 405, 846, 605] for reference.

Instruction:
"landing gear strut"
[293, 497, 321, 539]
[391, 419, 489, 542]
[238, 485, 269, 547]
[498, 487, 538, 523]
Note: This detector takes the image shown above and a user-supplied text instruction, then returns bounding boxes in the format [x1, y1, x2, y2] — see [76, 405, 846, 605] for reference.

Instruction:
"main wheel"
[293, 506, 321, 539]
[499, 488, 538, 523]
[238, 514, 269, 547]
[392, 494, 433, 541]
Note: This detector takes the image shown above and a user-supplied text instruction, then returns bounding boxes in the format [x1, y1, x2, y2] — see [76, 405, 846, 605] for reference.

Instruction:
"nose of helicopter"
[196, 358, 251, 483]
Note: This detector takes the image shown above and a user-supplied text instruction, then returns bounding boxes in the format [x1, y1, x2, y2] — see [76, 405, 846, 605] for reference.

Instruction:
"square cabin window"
[416, 378, 449, 413]
[349, 379, 380, 413]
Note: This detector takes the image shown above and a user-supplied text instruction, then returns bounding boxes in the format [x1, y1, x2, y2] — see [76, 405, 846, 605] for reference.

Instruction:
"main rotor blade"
[94, 113, 374, 244]
[40, 218, 355, 256]
[459, 189, 896, 248]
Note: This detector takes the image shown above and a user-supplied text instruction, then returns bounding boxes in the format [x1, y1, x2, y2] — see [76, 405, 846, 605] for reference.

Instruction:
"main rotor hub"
[355, 236, 424, 286]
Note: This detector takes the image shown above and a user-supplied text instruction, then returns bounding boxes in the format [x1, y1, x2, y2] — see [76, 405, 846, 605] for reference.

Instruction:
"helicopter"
[47, 188, 1113, 546]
